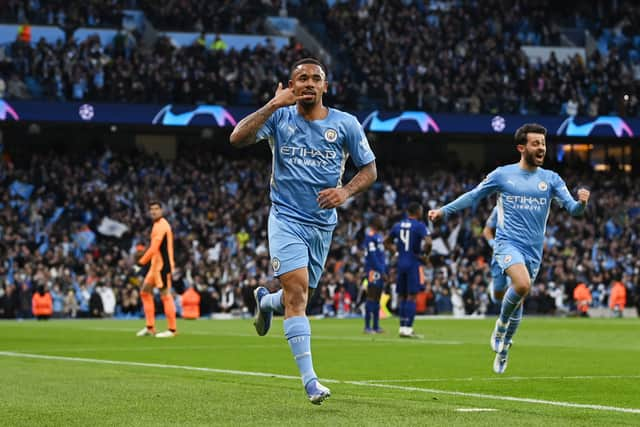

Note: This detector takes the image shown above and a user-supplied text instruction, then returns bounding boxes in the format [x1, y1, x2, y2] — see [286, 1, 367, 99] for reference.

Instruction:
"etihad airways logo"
[505, 195, 548, 211]
[280, 146, 337, 167]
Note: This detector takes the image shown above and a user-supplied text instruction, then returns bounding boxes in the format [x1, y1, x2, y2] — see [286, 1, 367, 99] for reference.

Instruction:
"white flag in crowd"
[97, 217, 129, 238]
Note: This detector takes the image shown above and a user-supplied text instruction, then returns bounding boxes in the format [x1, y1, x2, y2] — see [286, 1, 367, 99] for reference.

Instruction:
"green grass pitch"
[1, 317, 639, 426]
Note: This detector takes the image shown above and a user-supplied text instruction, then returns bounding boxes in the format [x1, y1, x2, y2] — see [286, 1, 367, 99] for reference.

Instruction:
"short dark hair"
[407, 202, 422, 217]
[515, 123, 547, 145]
[290, 57, 327, 78]
[149, 200, 162, 208]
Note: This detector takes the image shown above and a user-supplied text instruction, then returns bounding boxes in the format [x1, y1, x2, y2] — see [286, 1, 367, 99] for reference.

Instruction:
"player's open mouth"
[302, 91, 315, 96]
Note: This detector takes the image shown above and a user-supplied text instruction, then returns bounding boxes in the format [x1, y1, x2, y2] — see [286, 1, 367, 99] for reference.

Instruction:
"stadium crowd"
[323, 0, 640, 115]
[138, 0, 274, 33]
[0, 147, 638, 320]
[0, 0, 132, 28]
[1, 33, 311, 105]
[1, 0, 640, 116]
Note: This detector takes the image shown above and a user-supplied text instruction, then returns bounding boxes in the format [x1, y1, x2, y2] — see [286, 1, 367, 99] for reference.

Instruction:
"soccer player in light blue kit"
[428, 124, 590, 373]
[362, 216, 387, 334]
[230, 58, 377, 404]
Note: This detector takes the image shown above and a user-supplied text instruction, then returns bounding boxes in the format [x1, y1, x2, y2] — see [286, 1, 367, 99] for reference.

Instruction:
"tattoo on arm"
[343, 161, 377, 198]
[230, 103, 277, 148]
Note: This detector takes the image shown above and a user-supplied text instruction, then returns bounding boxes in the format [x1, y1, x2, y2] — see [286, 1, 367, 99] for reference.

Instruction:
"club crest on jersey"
[324, 128, 338, 142]
[271, 257, 281, 272]
[538, 181, 548, 191]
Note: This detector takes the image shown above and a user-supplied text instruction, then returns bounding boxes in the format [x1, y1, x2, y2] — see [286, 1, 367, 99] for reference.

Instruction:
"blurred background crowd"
[1, 0, 639, 116]
[1, 146, 638, 319]
[1, 0, 639, 319]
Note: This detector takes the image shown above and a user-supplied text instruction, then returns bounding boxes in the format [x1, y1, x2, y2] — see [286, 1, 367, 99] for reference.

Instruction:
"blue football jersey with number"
[363, 228, 386, 273]
[390, 218, 429, 270]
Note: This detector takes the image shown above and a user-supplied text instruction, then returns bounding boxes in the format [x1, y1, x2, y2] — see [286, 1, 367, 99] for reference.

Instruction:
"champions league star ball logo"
[491, 115, 506, 132]
[78, 104, 95, 121]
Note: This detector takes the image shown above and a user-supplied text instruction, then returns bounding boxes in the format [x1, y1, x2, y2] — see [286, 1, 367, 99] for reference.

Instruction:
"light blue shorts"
[490, 259, 511, 294]
[493, 241, 541, 283]
[268, 210, 333, 289]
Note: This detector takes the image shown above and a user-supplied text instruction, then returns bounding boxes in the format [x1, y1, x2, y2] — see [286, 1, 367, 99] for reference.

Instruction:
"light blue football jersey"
[257, 105, 375, 229]
[442, 163, 585, 262]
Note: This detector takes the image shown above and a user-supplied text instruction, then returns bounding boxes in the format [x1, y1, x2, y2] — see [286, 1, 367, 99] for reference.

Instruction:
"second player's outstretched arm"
[429, 170, 500, 222]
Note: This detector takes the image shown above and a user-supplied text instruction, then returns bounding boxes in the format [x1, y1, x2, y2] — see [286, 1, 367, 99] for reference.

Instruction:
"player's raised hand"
[577, 188, 590, 204]
[428, 209, 444, 223]
[271, 82, 307, 108]
[317, 188, 348, 209]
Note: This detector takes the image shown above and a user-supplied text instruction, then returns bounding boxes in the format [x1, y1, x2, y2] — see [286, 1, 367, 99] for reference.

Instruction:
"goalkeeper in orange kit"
[134, 201, 177, 338]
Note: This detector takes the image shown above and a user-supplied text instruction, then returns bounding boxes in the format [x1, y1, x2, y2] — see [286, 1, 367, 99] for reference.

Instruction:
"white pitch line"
[357, 374, 640, 383]
[456, 408, 497, 412]
[345, 381, 640, 414]
[1, 351, 639, 415]
[0, 351, 335, 384]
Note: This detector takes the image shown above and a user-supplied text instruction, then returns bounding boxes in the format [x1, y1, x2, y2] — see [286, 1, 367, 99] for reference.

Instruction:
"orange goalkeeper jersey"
[138, 217, 174, 273]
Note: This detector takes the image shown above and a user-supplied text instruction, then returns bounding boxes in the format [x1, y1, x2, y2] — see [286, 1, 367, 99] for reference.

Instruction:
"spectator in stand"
[50, 283, 65, 318]
[0, 145, 638, 320]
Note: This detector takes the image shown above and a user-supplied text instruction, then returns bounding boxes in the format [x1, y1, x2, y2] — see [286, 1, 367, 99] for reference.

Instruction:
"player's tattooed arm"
[230, 83, 305, 148]
[343, 161, 377, 198]
[317, 161, 377, 209]
[229, 103, 278, 148]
